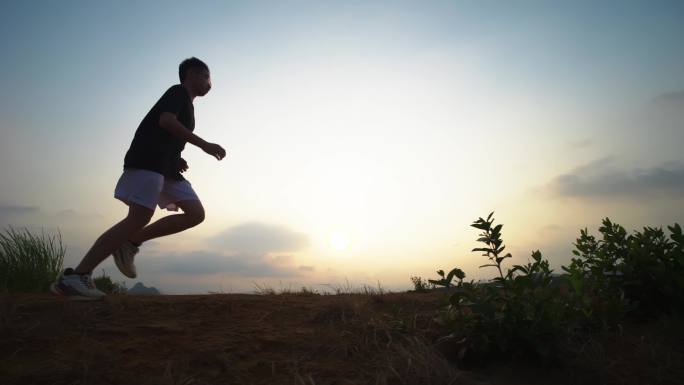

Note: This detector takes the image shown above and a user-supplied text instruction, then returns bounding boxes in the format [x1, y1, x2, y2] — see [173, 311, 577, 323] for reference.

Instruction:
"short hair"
[179, 57, 209, 83]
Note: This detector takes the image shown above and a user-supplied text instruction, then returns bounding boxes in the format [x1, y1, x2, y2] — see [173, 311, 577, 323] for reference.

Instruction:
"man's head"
[179, 57, 211, 96]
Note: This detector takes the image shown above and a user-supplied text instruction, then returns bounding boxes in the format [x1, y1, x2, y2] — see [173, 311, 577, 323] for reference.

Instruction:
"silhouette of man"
[51, 57, 226, 300]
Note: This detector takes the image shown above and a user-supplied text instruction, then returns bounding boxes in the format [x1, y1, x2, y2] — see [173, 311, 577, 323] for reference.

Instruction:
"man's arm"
[159, 112, 226, 160]
[159, 112, 208, 148]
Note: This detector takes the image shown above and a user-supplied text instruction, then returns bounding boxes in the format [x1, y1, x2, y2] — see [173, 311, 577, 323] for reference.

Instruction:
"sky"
[1, 0, 683, 294]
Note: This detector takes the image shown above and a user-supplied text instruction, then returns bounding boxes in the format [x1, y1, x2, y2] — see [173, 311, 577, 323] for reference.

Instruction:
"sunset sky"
[1, 1, 683, 294]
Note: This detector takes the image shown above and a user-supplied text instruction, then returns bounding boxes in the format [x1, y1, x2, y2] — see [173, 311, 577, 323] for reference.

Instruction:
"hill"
[127, 282, 161, 295]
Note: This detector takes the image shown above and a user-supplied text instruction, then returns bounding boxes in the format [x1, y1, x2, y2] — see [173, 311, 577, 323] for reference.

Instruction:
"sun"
[329, 231, 349, 251]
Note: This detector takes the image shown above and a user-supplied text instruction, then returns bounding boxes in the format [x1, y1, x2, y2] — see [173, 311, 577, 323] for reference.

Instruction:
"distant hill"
[127, 282, 161, 295]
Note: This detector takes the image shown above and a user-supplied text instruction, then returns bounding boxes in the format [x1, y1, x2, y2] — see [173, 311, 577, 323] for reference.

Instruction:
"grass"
[250, 277, 388, 296]
[93, 269, 128, 294]
[0, 226, 65, 293]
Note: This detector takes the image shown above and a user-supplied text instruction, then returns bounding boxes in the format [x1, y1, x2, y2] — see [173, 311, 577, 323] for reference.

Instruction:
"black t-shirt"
[123, 84, 194, 181]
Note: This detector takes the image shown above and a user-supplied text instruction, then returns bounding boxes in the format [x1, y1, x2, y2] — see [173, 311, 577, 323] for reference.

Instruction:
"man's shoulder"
[162, 84, 191, 102]
[163, 84, 183, 95]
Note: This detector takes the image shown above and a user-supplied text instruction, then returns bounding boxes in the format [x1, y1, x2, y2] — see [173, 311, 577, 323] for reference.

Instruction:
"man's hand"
[201, 142, 226, 160]
[178, 157, 189, 173]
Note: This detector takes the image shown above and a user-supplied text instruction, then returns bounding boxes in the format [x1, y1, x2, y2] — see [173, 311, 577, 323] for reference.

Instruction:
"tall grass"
[0, 226, 65, 293]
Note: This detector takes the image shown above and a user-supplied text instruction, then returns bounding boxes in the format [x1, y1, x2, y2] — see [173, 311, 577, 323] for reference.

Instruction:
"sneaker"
[113, 240, 139, 278]
[50, 268, 106, 301]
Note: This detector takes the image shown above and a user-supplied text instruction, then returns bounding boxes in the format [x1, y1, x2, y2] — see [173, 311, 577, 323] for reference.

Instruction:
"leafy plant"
[428, 268, 465, 289]
[434, 212, 572, 364]
[471, 212, 511, 293]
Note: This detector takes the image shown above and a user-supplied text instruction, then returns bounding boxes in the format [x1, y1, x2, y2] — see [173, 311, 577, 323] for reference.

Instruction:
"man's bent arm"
[159, 112, 207, 148]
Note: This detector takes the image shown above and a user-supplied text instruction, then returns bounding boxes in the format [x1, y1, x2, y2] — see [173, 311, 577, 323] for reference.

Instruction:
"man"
[50, 57, 226, 300]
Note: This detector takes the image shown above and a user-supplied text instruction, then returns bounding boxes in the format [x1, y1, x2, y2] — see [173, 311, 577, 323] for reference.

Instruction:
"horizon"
[1, 0, 683, 295]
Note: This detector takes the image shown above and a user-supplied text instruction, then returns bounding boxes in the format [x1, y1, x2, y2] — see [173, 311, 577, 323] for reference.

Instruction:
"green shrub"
[564, 219, 684, 317]
[93, 269, 128, 294]
[432, 212, 683, 367]
[0, 226, 65, 293]
[434, 213, 572, 364]
[428, 268, 465, 289]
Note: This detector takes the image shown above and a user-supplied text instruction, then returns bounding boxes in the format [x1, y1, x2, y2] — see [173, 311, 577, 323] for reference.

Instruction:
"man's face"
[190, 68, 212, 96]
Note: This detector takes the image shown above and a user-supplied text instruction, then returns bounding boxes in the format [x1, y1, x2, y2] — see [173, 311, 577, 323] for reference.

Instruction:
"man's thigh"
[158, 179, 200, 212]
[114, 168, 164, 211]
[126, 202, 155, 224]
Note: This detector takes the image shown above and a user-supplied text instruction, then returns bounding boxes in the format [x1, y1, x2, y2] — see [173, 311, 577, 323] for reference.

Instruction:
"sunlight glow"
[330, 231, 349, 251]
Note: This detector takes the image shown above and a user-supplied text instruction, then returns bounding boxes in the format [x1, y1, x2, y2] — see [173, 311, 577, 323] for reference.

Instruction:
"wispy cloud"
[567, 138, 592, 149]
[131, 221, 312, 278]
[537, 224, 562, 237]
[0, 205, 104, 227]
[54, 209, 104, 222]
[0, 204, 38, 216]
[137, 250, 306, 277]
[547, 157, 684, 200]
[208, 221, 309, 254]
[0, 204, 39, 228]
[653, 90, 684, 105]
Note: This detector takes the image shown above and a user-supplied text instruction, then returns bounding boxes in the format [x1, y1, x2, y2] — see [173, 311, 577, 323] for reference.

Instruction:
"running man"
[51, 57, 226, 300]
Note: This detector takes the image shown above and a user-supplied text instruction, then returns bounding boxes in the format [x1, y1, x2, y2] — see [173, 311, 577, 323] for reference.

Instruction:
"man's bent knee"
[192, 210, 205, 226]
[177, 200, 205, 226]
[186, 208, 205, 227]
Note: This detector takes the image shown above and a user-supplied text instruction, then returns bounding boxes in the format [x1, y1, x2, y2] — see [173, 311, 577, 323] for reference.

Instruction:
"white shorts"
[114, 168, 200, 212]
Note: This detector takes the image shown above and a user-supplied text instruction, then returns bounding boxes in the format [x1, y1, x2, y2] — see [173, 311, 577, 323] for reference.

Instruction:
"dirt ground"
[1, 291, 682, 385]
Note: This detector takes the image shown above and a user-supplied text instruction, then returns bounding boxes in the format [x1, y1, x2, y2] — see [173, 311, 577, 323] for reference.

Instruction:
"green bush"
[428, 268, 465, 289]
[432, 212, 683, 366]
[0, 226, 65, 293]
[434, 213, 572, 364]
[564, 219, 684, 317]
[93, 269, 128, 294]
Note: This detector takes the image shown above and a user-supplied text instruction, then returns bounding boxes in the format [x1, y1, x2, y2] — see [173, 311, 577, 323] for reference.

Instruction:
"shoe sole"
[113, 250, 137, 279]
[50, 282, 105, 301]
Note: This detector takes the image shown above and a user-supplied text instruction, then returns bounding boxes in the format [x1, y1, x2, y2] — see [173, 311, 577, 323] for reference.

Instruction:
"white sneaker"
[50, 268, 106, 301]
[113, 240, 139, 278]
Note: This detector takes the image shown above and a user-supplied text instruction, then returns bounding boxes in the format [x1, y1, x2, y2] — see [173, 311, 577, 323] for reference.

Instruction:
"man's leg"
[129, 200, 205, 245]
[74, 203, 154, 274]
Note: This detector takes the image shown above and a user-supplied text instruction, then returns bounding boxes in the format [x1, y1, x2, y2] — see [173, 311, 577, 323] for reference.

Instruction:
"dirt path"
[1, 291, 471, 385]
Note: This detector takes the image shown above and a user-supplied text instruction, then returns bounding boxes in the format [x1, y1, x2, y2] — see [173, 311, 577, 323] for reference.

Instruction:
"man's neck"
[181, 83, 196, 101]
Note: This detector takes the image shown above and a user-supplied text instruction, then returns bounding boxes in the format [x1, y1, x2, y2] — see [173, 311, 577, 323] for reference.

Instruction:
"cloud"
[208, 221, 309, 254]
[0, 205, 105, 232]
[298, 265, 315, 271]
[537, 224, 562, 237]
[0, 203, 40, 228]
[54, 209, 104, 222]
[567, 138, 592, 149]
[132, 222, 312, 279]
[547, 157, 684, 200]
[272, 254, 293, 264]
[137, 250, 305, 277]
[0, 204, 38, 216]
[654, 90, 684, 105]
